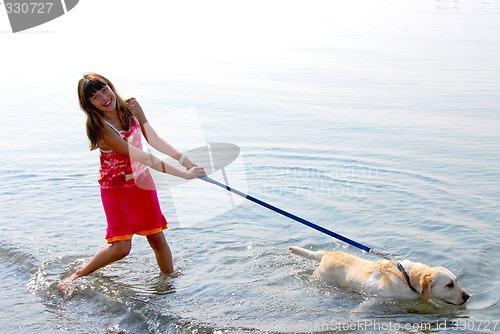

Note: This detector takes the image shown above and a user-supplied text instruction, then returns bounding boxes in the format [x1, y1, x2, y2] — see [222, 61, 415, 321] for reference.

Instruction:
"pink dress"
[99, 117, 167, 243]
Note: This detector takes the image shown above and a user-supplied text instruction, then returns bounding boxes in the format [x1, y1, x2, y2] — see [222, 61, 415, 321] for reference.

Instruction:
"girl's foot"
[57, 273, 79, 291]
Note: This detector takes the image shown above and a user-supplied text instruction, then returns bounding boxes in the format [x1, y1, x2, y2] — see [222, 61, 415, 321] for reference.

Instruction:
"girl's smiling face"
[90, 85, 117, 113]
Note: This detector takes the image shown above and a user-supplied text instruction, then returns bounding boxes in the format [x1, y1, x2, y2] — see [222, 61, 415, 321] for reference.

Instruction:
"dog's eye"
[446, 282, 454, 288]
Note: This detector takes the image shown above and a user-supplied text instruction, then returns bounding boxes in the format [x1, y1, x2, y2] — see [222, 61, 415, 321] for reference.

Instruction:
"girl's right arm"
[101, 130, 205, 179]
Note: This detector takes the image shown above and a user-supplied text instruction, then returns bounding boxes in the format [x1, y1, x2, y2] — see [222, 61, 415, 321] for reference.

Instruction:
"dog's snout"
[461, 292, 470, 304]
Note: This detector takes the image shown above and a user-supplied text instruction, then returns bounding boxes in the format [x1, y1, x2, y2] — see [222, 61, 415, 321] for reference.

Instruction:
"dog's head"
[420, 267, 469, 305]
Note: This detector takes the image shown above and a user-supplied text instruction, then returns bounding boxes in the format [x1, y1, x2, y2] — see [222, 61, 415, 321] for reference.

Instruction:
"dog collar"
[396, 262, 419, 294]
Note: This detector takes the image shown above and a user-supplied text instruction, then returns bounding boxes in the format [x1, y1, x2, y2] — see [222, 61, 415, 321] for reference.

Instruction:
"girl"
[59, 73, 205, 288]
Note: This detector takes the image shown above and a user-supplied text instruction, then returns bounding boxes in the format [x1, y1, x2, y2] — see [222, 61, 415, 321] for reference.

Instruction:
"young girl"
[59, 73, 205, 288]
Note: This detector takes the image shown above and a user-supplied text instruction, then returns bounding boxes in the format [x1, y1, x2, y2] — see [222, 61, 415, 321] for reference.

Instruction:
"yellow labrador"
[289, 246, 469, 305]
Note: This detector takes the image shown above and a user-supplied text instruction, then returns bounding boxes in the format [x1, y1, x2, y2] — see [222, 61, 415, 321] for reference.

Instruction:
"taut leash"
[199, 176, 420, 294]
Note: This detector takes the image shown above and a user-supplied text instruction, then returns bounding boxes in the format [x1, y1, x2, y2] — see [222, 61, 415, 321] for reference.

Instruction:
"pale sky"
[1, 0, 496, 75]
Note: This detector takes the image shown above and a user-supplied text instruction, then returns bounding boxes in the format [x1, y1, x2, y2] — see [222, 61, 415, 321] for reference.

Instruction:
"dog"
[289, 246, 469, 305]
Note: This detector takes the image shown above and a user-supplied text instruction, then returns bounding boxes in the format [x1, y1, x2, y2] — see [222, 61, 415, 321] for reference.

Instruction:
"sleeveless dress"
[99, 117, 167, 243]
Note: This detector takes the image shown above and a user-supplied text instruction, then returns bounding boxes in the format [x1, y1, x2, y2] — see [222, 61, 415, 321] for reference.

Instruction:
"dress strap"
[103, 120, 122, 136]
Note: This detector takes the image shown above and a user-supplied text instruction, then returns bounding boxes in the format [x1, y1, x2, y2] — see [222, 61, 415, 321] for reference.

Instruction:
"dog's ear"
[420, 274, 433, 301]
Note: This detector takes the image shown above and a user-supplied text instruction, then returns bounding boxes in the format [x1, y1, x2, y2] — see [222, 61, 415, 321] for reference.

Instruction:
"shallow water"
[1, 1, 500, 333]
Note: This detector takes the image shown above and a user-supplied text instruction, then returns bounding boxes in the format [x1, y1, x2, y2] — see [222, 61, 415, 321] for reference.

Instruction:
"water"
[1, 0, 500, 333]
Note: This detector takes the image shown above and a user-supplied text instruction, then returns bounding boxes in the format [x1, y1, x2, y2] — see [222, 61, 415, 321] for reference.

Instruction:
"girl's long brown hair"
[77, 73, 134, 150]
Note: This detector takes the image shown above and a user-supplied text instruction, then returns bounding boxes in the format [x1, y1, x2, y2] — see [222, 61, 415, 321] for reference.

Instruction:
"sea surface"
[1, 1, 499, 333]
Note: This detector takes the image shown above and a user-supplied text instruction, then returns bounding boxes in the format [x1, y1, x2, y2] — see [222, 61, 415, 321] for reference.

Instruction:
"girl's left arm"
[129, 98, 198, 169]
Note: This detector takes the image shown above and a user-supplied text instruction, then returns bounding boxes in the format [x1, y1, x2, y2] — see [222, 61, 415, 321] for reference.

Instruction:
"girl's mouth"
[103, 99, 112, 108]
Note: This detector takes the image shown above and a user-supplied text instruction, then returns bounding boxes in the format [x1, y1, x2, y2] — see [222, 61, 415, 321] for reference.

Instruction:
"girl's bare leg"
[146, 232, 174, 274]
[58, 240, 132, 289]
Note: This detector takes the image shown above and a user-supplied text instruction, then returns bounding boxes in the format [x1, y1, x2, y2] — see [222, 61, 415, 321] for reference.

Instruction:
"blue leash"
[199, 175, 419, 293]
[200, 176, 372, 253]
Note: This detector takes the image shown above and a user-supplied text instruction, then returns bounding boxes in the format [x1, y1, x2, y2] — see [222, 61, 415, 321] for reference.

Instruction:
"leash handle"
[199, 176, 372, 253]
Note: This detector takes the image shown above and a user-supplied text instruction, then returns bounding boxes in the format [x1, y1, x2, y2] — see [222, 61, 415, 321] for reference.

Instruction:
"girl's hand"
[184, 166, 206, 179]
[182, 158, 198, 170]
